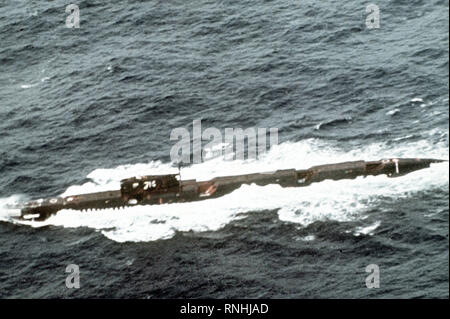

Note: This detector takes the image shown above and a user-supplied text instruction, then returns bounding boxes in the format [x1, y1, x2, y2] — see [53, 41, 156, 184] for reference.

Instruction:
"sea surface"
[0, 0, 448, 298]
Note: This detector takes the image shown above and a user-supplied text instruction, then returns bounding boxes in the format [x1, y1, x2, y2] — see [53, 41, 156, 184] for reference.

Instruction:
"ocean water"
[0, 0, 448, 298]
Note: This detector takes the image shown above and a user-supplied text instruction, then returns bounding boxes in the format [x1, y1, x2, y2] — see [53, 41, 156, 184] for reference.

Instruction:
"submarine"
[19, 157, 445, 221]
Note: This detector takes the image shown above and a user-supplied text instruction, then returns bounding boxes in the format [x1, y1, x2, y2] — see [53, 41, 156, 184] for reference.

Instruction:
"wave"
[1, 137, 448, 242]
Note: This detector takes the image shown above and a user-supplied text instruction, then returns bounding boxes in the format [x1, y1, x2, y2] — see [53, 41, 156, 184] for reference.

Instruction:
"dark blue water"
[0, 0, 448, 298]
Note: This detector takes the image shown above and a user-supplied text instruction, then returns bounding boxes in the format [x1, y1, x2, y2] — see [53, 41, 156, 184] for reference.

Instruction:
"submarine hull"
[19, 158, 446, 221]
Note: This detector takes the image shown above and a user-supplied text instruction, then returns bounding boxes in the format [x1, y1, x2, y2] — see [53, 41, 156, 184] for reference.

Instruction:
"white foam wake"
[1, 137, 448, 242]
[0, 194, 27, 222]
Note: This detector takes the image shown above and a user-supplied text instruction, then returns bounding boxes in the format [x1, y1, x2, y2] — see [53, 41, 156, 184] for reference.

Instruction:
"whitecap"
[386, 108, 400, 116]
[20, 83, 38, 89]
[10, 138, 449, 242]
[353, 221, 381, 236]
